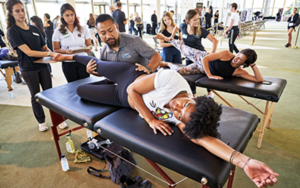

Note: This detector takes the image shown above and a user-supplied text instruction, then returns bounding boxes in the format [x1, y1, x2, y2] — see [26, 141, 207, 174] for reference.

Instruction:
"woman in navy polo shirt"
[6, 0, 67, 131]
[180, 9, 218, 97]
[53, 3, 92, 83]
[158, 12, 182, 64]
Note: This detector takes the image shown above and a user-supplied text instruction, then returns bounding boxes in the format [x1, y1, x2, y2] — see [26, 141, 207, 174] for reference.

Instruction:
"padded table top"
[195, 76, 287, 102]
[35, 77, 121, 130]
[0, 60, 18, 69]
[94, 106, 259, 188]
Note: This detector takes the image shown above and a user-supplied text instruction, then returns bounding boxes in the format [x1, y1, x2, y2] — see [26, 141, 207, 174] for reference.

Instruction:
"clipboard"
[34, 57, 57, 64]
[72, 47, 92, 53]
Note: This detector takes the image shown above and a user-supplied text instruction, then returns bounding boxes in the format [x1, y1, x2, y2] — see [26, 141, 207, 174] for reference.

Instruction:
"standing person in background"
[6, 0, 67, 131]
[285, 7, 299, 48]
[53, 16, 60, 32]
[30, 16, 52, 76]
[0, 28, 6, 48]
[87, 13, 98, 51]
[52, 3, 92, 84]
[204, 9, 212, 29]
[214, 10, 219, 24]
[112, 2, 127, 33]
[159, 12, 182, 64]
[94, 14, 102, 47]
[44, 13, 53, 51]
[169, 10, 174, 18]
[30, 16, 46, 39]
[135, 12, 143, 38]
[180, 9, 218, 97]
[223, 3, 241, 54]
[109, 5, 115, 15]
[151, 10, 157, 35]
[129, 14, 137, 35]
[209, 6, 213, 18]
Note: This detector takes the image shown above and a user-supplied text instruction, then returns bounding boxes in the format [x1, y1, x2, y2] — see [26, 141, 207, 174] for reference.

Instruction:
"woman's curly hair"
[183, 96, 222, 139]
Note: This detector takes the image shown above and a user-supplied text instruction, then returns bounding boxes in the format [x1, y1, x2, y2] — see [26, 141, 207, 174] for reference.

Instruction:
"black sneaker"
[285, 43, 291, 48]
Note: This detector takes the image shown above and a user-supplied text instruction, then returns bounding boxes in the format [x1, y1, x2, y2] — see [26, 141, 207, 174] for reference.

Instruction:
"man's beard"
[106, 38, 117, 48]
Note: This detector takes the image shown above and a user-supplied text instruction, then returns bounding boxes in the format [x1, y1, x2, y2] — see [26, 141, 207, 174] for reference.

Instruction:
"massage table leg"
[145, 158, 176, 187]
[1, 66, 20, 91]
[257, 102, 275, 148]
[49, 109, 84, 159]
[209, 90, 276, 148]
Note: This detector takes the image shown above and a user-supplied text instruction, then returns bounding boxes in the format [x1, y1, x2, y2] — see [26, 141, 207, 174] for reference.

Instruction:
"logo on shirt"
[150, 101, 173, 120]
[122, 53, 131, 59]
[182, 34, 187, 39]
[78, 34, 81, 37]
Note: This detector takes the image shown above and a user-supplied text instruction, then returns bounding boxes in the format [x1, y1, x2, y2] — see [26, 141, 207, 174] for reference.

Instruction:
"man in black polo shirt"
[151, 10, 157, 35]
[112, 2, 127, 33]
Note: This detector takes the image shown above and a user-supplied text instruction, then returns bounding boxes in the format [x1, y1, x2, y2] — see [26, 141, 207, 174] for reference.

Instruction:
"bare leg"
[288, 28, 294, 44]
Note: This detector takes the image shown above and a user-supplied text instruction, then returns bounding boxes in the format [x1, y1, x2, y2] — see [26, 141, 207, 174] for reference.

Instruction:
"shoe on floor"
[207, 92, 214, 98]
[285, 43, 291, 48]
[58, 121, 68, 129]
[39, 123, 49, 132]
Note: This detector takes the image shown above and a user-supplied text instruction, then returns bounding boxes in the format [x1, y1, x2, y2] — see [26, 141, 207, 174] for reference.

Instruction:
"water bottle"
[65, 131, 75, 154]
[60, 154, 69, 171]
[87, 129, 93, 139]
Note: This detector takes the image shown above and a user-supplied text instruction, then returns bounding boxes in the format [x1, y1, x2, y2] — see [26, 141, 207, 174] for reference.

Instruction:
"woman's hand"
[51, 53, 69, 61]
[223, 31, 227, 37]
[148, 118, 174, 136]
[65, 49, 73, 54]
[209, 75, 223, 80]
[86, 59, 98, 74]
[135, 64, 150, 74]
[243, 159, 279, 188]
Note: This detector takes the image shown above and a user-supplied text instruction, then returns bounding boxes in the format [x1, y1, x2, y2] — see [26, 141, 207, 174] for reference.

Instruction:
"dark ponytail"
[5, 0, 24, 31]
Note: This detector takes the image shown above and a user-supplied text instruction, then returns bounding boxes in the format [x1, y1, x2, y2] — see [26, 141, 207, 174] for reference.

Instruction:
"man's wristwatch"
[47, 52, 51, 57]
[146, 67, 153, 74]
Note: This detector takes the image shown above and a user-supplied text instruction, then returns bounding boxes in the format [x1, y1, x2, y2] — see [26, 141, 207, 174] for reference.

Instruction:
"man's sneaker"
[39, 123, 49, 132]
[207, 92, 215, 98]
[58, 121, 68, 129]
[285, 43, 291, 48]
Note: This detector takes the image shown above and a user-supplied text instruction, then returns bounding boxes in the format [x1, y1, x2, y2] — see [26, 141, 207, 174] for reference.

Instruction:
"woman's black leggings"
[21, 67, 52, 123]
[74, 55, 146, 108]
[228, 26, 239, 53]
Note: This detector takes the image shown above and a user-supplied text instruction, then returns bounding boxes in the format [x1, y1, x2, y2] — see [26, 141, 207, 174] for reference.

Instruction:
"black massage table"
[0, 60, 19, 91]
[36, 77, 259, 188]
[182, 74, 287, 148]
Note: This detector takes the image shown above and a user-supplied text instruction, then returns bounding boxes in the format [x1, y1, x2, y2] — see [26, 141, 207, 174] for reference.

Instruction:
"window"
[253, 0, 264, 8]
[285, 0, 296, 8]
[245, 0, 253, 9]
[36, 2, 60, 23]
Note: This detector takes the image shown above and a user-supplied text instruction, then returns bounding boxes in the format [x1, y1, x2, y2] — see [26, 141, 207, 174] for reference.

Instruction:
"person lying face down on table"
[53, 53, 278, 188]
[156, 31, 264, 83]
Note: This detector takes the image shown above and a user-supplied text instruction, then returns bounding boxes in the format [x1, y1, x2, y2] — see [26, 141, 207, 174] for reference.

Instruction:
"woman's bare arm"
[177, 122, 278, 188]
[206, 33, 218, 53]
[53, 41, 73, 54]
[127, 73, 173, 136]
[233, 65, 264, 82]
[18, 44, 56, 57]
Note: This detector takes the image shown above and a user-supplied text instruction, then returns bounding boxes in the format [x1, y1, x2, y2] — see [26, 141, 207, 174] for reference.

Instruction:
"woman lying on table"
[155, 33, 264, 82]
[54, 54, 278, 188]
